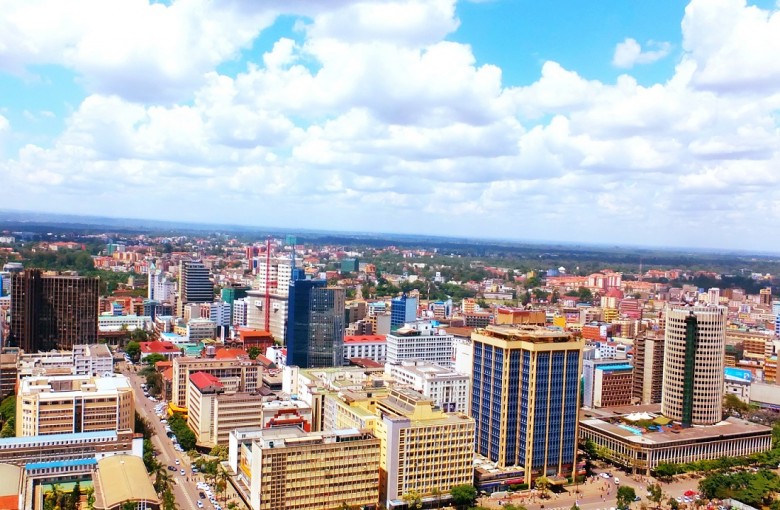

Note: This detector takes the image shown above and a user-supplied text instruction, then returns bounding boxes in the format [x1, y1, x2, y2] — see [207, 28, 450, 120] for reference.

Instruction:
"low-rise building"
[386, 321, 454, 368]
[139, 341, 183, 361]
[579, 405, 772, 474]
[343, 335, 387, 363]
[227, 426, 380, 510]
[724, 367, 752, 402]
[73, 344, 113, 376]
[93, 455, 160, 510]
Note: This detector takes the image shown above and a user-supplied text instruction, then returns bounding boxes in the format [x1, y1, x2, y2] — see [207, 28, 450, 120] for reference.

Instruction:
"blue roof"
[26, 458, 97, 470]
[595, 364, 633, 371]
[724, 367, 753, 382]
[0, 430, 115, 447]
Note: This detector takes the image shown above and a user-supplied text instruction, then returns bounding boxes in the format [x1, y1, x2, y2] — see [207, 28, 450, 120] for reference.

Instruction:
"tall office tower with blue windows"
[390, 294, 418, 331]
[286, 279, 346, 368]
[471, 325, 584, 485]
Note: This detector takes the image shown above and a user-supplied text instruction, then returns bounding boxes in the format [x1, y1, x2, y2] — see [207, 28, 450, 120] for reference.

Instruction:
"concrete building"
[724, 367, 752, 402]
[632, 331, 665, 405]
[93, 455, 160, 510]
[0, 353, 17, 400]
[227, 426, 380, 510]
[187, 318, 217, 342]
[343, 335, 387, 363]
[233, 297, 249, 327]
[579, 405, 772, 475]
[97, 314, 152, 332]
[16, 374, 134, 437]
[471, 325, 584, 484]
[171, 356, 262, 410]
[11, 269, 99, 351]
[385, 359, 470, 414]
[386, 321, 454, 368]
[139, 341, 183, 361]
[583, 359, 633, 408]
[662, 305, 727, 426]
[245, 257, 301, 342]
[326, 387, 474, 509]
[73, 344, 113, 376]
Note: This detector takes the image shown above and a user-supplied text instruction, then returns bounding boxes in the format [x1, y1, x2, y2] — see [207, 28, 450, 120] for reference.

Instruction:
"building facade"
[16, 374, 134, 436]
[385, 359, 470, 414]
[171, 356, 262, 409]
[343, 335, 387, 363]
[11, 270, 99, 351]
[583, 359, 633, 408]
[286, 281, 345, 369]
[632, 331, 665, 405]
[385, 321, 454, 368]
[178, 260, 213, 317]
[471, 325, 583, 483]
[228, 426, 380, 510]
[661, 305, 727, 426]
[390, 295, 417, 331]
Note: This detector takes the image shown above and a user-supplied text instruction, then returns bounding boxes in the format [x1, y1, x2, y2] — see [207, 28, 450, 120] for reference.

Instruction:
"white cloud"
[2, 0, 780, 249]
[612, 38, 672, 68]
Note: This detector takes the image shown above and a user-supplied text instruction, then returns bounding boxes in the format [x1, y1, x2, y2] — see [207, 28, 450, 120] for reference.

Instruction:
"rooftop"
[139, 341, 180, 353]
[190, 371, 223, 391]
[476, 324, 574, 342]
[94, 455, 159, 509]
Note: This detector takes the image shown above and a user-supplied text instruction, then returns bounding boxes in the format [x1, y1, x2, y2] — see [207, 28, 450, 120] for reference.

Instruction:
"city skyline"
[1, 0, 779, 250]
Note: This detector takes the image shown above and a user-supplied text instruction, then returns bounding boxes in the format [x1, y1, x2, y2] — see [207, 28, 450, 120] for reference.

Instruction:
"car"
[199, 492, 206, 499]
[175, 459, 180, 465]
[634, 496, 642, 502]
[161, 419, 167, 424]
[677, 497, 683, 503]
[614, 478, 620, 485]
[600, 473, 610, 479]
[167, 466, 176, 471]
[180, 469, 186, 475]
[197, 502, 204, 508]
[192, 467, 199, 473]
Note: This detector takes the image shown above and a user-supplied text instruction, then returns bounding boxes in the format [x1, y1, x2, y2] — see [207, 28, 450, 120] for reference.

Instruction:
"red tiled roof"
[190, 371, 223, 391]
[162, 367, 174, 382]
[348, 358, 383, 368]
[344, 335, 386, 344]
[213, 348, 248, 359]
[140, 341, 180, 353]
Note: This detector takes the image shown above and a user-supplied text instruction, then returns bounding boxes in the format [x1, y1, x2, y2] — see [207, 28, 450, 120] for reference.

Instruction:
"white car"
[197, 502, 204, 509]
[614, 478, 620, 485]
[175, 459, 180, 465]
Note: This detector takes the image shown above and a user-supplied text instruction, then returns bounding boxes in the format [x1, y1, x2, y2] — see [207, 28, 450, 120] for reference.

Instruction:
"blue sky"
[1, 0, 779, 250]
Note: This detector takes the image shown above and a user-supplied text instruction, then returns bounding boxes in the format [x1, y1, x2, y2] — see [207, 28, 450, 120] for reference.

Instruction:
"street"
[122, 363, 207, 510]
[477, 465, 705, 510]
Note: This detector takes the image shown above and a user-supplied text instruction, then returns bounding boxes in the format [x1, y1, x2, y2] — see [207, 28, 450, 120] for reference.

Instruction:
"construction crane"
[264, 238, 277, 334]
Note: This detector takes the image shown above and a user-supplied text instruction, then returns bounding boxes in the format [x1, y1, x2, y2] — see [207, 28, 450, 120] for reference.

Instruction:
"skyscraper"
[661, 305, 726, 426]
[286, 280, 345, 368]
[631, 330, 665, 405]
[471, 325, 583, 484]
[178, 260, 213, 317]
[11, 269, 99, 351]
[390, 294, 417, 331]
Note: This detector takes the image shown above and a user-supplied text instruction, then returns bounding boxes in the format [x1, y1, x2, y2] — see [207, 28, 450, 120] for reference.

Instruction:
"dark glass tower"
[287, 279, 345, 368]
[11, 269, 99, 351]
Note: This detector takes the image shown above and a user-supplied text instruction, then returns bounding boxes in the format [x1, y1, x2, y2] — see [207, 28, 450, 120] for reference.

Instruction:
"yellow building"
[602, 308, 619, 322]
[16, 374, 134, 437]
[327, 387, 474, 508]
[228, 426, 380, 510]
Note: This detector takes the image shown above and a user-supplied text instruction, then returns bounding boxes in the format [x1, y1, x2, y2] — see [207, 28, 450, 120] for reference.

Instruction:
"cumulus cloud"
[2, 0, 780, 249]
[612, 38, 672, 68]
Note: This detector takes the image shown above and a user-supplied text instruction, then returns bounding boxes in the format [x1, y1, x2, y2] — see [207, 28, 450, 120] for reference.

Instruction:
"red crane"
[264, 238, 277, 333]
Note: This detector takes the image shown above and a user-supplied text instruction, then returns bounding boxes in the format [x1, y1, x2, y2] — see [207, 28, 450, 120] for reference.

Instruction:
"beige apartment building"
[327, 387, 474, 508]
[228, 426, 380, 510]
[16, 374, 134, 436]
[171, 356, 262, 411]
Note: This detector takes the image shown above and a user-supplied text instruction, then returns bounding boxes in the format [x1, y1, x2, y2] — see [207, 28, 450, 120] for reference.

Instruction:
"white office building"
[385, 360, 470, 414]
[386, 321, 454, 368]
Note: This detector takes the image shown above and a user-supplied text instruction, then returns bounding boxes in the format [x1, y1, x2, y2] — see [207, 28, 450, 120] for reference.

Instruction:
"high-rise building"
[171, 356, 262, 410]
[148, 265, 175, 303]
[246, 257, 301, 341]
[177, 260, 213, 317]
[760, 287, 772, 307]
[631, 330, 665, 405]
[390, 294, 417, 331]
[471, 325, 583, 483]
[286, 280, 345, 369]
[661, 305, 727, 426]
[11, 269, 99, 351]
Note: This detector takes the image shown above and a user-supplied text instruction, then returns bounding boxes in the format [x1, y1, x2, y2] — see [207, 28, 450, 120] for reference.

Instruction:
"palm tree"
[216, 465, 230, 503]
[431, 487, 442, 509]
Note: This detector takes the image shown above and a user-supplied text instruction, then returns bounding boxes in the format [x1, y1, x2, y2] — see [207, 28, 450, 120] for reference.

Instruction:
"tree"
[723, 393, 749, 416]
[668, 497, 679, 510]
[125, 341, 141, 361]
[144, 353, 166, 366]
[450, 484, 477, 509]
[653, 462, 678, 479]
[70, 481, 81, 510]
[247, 347, 261, 360]
[401, 490, 422, 510]
[535, 476, 550, 498]
[504, 505, 527, 510]
[646, 483, 663, 509]
[431, 487, 442, 509]
[617, 486, 637, 510]
[577, 287, 593, 302]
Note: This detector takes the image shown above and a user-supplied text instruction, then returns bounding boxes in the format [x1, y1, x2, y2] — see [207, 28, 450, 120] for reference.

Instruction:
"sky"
[1, 0, 779, 251]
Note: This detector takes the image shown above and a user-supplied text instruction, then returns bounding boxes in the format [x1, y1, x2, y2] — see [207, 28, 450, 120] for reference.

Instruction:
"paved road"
[122, 363, 207, 510]
[477, 465, 704, 510]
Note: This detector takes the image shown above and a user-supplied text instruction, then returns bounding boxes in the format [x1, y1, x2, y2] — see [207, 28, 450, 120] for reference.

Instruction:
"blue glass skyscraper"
[471, 325, 584, 485]
[390, 294, 418, 331]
